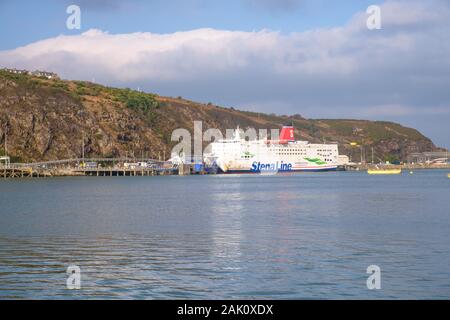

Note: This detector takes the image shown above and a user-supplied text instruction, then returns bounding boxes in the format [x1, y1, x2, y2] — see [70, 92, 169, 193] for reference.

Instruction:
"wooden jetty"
[73, 167, 177, 177]
[1, 166, 51, 179]
[0, 157, 216, 179]
[0, 157, 181, 179]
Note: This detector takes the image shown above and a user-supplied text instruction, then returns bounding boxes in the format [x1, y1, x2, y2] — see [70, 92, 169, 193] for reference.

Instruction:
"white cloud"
[1, 0, 450, 146]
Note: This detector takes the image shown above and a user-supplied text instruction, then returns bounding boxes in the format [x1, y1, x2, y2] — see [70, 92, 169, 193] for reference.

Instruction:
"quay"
[1, 157, 449, 179]
[0, 157, 207, 179]
[345, 163, 450, 171]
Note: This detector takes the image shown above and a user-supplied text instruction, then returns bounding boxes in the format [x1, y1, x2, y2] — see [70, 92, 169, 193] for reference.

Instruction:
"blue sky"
[1, 0, 449, 148]
[0, 0, 380, 49]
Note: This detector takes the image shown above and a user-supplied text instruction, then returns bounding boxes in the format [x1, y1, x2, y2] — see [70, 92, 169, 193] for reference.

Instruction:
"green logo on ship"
[304, 157, 327, 165]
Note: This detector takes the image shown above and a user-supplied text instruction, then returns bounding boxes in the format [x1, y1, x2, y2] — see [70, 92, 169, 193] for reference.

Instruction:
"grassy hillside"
[0, 70, 440, 163]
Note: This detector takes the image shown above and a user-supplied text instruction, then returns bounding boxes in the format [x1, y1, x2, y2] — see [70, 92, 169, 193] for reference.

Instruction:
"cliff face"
[0, 70, 440, 163]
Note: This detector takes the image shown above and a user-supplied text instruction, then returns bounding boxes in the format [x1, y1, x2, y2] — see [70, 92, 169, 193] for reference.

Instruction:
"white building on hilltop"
[2, 68, 59, 80]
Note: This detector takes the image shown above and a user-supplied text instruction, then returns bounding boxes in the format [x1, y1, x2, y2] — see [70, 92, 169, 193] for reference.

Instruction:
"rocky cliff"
[0, 70, 441, 163]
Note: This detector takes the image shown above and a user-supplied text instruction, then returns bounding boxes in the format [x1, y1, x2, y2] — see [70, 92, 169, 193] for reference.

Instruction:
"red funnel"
[279, 126, 295, 142]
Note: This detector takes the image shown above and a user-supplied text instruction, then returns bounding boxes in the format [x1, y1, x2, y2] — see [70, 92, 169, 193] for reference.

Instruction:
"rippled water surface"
[0, 170, 449, 299]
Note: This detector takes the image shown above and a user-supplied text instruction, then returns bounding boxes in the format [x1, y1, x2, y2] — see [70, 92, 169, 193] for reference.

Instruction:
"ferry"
[204, 125, 339, 173]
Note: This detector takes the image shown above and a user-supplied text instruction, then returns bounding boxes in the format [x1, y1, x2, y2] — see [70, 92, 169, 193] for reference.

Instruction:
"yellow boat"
[448, 173, 450, 178]
[367, 168, 402, 175]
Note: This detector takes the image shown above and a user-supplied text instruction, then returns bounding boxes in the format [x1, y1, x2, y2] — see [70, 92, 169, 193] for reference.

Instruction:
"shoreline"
[1, 163, 449, 179]
[346, 163, 450, 171]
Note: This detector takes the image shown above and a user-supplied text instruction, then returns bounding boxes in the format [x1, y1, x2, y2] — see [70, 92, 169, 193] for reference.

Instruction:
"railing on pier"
[12, 157, 174, 168]
[2, 157, 179, 179]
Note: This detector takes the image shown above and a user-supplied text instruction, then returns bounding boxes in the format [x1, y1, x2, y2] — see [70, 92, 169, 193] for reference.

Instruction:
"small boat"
[367, 168, 402, 175]
[448, 173, 450, 178]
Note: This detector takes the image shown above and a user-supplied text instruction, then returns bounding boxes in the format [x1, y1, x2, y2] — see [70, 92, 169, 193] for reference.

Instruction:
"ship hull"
[220, 165, 338, 174]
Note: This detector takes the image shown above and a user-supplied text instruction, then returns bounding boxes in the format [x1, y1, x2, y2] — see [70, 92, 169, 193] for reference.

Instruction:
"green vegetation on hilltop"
[0, 69, 40, 88]
[71, 81, 160, 122]
[113, 88, 159, 112]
